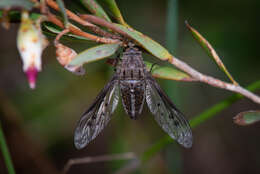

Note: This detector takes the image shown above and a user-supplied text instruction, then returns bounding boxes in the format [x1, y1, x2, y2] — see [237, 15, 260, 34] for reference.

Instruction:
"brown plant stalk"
[31, 0, 121, 43]
[45, 0, 122, 40]
[79, 14, 131, 39]
[41, 1, 260, 104]
[169, 57, 260, 104]
[63, 152, 137, 173]
[46, 12, 120, 44]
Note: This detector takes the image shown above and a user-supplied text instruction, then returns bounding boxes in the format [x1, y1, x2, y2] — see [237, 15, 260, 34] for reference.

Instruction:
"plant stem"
[165, 0, 182, 173]
[46, 12, 120, 44]
[166, 0, 178, 51]
[45, 0, 121, 40]
[165, 0, 179, 104]
[169, 56, 260, 104]
[63, 152, 137, 173]
[0, 121, 16, 174]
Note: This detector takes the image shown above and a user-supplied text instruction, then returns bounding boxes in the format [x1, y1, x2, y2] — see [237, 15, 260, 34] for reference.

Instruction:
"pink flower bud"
[26, 66, 38, 89]
[17, 11, 48, 89]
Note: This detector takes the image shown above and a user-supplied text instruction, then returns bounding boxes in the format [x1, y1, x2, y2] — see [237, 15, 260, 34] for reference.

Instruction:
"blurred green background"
[0, 0, 260, 173]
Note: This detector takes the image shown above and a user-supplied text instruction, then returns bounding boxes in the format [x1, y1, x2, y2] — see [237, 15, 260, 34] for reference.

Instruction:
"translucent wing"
[74, 77, 119, 149]
[145, 75, 193, 148]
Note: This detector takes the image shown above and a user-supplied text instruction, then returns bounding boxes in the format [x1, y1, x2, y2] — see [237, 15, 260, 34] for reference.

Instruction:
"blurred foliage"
[0, 0, 34, 10]
[0, 0, 260, 174]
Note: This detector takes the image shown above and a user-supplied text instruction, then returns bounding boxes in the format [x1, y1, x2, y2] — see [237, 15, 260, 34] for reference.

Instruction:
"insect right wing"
[145, 75, 193, 148]
[74, 77, 119, 149]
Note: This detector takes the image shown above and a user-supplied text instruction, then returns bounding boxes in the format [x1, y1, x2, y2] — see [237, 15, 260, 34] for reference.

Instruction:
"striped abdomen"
[120, 80, 145, 119]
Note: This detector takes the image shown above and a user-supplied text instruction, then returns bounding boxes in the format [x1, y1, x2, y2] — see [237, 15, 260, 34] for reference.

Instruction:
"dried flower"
[55, 43, 85, 75]
[17, 11, 48, 89]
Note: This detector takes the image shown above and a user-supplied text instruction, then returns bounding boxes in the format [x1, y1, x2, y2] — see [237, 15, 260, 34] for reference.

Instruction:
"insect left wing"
[74, 77, 119, 149]
[145, 75, 193, 148]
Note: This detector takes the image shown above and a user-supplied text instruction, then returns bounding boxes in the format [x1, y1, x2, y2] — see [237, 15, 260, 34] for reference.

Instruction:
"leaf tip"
[233, 110, 260, 126]
[233, 113, 247, 126]
[185, 20, 192, 30]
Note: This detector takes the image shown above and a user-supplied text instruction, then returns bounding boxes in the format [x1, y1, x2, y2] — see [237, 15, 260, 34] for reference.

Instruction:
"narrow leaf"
[43, 22, 90, 41]
[115, 24, 172, 61]
[185, 21, 238, 85]
[68, 43, 120, 66]
[233, 110, 260, 126]
[0, 121, 16, 174]
[80, 0, 111, 22]
[0, 0, 33, 10]
[56, 0, 69, 28]
[100, 0, 128, 26]
[145, 61, 193, 81]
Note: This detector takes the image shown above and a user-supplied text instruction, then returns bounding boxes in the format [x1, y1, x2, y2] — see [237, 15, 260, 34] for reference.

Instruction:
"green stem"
[165, 1, 182, 173]
[164, 0, 179, 103]
[141, 80, 260, 162]
[0, 121, 16, 174]
[166, 0, 178, 51]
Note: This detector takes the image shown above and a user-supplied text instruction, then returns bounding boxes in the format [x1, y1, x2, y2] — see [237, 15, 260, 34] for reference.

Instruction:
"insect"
[74, 43, 193, 149]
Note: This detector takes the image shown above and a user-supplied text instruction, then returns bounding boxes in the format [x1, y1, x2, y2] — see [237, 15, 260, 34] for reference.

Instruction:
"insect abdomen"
[120, 80, 145, 119]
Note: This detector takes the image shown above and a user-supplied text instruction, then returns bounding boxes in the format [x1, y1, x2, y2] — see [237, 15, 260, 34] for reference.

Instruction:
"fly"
[74, 43, 193, 149]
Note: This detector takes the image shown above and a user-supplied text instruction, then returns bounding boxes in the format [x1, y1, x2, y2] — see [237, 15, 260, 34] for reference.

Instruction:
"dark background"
[0, 0, 260, 173]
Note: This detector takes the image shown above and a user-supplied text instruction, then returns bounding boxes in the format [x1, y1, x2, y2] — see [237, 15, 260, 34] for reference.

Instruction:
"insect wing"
[145, 75, 193, 148]
[74, 78, 119, 149]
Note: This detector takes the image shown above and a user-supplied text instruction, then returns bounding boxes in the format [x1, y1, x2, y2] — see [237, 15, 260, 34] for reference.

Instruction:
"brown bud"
[55, 43, 85, 75]
[55, 43, 76, 66]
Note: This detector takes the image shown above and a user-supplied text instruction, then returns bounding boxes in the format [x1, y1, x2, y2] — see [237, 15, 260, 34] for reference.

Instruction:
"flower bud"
[55, 43, 85, 75]
[17, 11, 48, 89]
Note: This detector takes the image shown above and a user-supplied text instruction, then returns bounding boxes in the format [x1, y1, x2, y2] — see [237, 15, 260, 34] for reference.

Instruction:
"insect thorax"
[117, 46, 146, 119]
[117, 46, 146, 80]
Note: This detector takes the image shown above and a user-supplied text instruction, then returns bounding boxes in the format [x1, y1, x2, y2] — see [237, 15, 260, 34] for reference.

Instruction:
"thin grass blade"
[185, 21, 238, 85]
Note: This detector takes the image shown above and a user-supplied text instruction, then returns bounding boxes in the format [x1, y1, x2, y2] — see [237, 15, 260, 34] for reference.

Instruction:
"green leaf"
[185, 21, 238, 85]
[233, 110, 260, 126]
[141, 80, 260, 162]
[115, 24, 172, 61]
[0, 0, 34, 10]
[145, 61, 192, 81]
[56, 0, 69, 28]
[43, 22, 90, 41]
[100, 0, 128, 26]
[0, 121, 16, 174]
[69, 43, 120, 66]
[80, 0, 111, 22]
